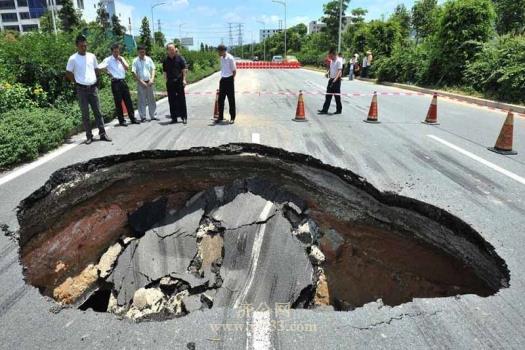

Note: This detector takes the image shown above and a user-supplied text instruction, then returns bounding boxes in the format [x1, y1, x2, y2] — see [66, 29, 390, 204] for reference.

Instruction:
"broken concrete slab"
[209, 192, 275, 230]
[215, 213, 313, 308]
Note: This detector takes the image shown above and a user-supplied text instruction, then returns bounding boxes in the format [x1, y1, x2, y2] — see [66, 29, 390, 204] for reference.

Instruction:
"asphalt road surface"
[1, 68, 525, 349]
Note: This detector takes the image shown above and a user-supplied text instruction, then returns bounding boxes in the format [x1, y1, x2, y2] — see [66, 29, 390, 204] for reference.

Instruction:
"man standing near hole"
[163, 44, 188, 124]
[65, 34, 111, 144]
[132, 45, 158, 122]
[215, 44, 236, 124]
[100, 43, 140, 127]
[318, 48, 343, 115]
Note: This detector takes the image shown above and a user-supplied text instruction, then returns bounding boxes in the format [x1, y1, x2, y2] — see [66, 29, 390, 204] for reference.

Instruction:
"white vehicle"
[271, 55, 283, 63]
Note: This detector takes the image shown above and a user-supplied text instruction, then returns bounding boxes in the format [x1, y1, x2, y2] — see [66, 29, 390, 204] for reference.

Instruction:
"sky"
[113, 0, 420, 49]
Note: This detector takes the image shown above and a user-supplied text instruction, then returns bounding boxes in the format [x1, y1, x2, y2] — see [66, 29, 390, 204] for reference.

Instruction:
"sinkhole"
[16, 144, 509, 321]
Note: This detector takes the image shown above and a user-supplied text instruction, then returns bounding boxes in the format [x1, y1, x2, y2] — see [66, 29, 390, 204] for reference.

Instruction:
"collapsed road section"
[15, 144, 509, 321]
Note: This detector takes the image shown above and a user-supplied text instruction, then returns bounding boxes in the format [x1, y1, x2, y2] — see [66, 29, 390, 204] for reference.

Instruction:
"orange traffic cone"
[293, 90, 307, 122]
[212, 89, 219, 120]
[363, 92, 380, 123]
[121, 100, 128, 117]
[488, 110, 517, 155]
[422, 93, 439, 125]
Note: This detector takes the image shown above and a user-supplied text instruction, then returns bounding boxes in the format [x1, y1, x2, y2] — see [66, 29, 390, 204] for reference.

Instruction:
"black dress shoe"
[317, 110, 328, 115]
[333, 110, 342, 115]
[141, 118, 147, 122]
[213, 119, 223, 124]
[131, 120, 140, 124]
[100, 134, 112, 142]
[151, 117, 159, 121]
[229, 120, 235, 124]
[170, 119, 178, 124]
[119, 121, 128, 127]
[182, 119, 187, 124]
[85, 137, 93, 145]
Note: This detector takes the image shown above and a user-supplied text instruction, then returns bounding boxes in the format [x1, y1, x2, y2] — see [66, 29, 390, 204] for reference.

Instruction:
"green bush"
[0, 82, 48, 114]
[465, 35, 525, 103]
[0, 108, 78, 168]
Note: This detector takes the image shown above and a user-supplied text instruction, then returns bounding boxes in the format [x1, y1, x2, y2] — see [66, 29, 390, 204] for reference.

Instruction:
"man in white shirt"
[100, 43, 139, 126]
[215, 44, 236, 124]
[65, 35, 111, 144]
[132, 45, 158, 122]
[318, 48, 343, 115]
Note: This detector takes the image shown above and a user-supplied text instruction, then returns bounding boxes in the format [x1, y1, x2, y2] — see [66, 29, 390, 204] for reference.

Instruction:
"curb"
[359, 78, 525, 115]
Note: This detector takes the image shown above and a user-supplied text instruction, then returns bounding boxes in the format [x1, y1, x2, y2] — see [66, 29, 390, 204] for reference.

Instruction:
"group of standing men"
[66, 35, 238, 144]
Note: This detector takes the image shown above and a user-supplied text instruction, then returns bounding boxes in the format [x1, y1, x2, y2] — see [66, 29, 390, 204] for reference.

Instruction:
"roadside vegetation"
[0, 0, 218, 170]
[236, 0, 524, 105]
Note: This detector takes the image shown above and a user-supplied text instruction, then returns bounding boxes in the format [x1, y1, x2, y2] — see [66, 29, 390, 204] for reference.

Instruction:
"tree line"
[236, 0, 524, 103]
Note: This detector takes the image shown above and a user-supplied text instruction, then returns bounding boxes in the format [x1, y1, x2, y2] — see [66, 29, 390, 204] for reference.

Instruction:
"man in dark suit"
[163, 44, 188, 124]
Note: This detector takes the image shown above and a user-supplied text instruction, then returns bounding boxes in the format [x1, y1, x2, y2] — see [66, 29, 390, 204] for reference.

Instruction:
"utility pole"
[237, 23, 243, 58]
[128, 17, 132, 35]
[257, 20, 266, 61]
[272, 0, 287, 58]
[47, 0, 57, 36]
[157, 19, 161, 33]
[338, 0, 343, 53]
[228, 23, 234, 50]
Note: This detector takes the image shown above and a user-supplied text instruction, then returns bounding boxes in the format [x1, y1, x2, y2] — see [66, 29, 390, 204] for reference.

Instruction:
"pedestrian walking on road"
[100, 43, 139, 127]
[362, 50, 373, 78]
[65, 35, 111, 144]
[318, 48, 343, 115]
[163, 44, 188, 124]
[132, 45, 158, 122]
[215, 44, 237, 124]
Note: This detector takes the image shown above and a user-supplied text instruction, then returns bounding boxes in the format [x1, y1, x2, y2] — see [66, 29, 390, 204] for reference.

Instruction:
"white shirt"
[66, 52, 98, 85]
[132, 56, 155, 81]
[220, 52, 236, 78]
[329, 57, 343, 79]
[100, 55, 128, 79]
[363, 56, 369, 68]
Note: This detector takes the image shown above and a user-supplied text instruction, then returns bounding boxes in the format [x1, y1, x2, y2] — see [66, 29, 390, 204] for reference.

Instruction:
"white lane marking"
[250, 311, 273, 350]
[234, 201, 274, 309]
[0, 142, 79, 187]
[252, 133, 261, 144]
[428, 134, 525, 186]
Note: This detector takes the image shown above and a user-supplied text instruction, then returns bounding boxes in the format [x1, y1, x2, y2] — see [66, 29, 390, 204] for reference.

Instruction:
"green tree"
[96, 2, 110, 31]
[200, 42, 204, 51]
[154, 31, 166, 47]
[492, 0, 525, 34]
[39, 10, 59, 33]
[411, 0, 438, 42]
[390, 4, 411, 39]
[321, 0, 350, 43]
[139, 17, 152, 53]
[366, 20, 403, 57]
[434, 0, 496, 84]
[111, 14, 125, 37]
[58, 0, 81, 32]
[349, 8, 367, 25]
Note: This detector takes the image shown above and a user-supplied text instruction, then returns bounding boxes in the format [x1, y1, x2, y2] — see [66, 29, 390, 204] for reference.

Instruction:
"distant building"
[0, 0, 132, 34]
[308, 20, 326, 34]
[0, 0, 85, 33]
[260, 28, 281, 42]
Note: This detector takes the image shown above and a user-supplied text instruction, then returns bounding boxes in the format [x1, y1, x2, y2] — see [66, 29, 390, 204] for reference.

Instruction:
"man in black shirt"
[163, 44, 188, 124]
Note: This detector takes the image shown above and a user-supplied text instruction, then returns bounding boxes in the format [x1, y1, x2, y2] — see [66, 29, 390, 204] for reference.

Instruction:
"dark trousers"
[322, 78, 342, 112]
[218, 76, 236, 120]
[111, 80, 136, 123]
[166, 79, 187, 121]
[76, 84, 106, 139]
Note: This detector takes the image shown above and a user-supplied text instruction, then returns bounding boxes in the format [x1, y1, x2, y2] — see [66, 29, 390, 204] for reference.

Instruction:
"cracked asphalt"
[1, 68, 525, 349]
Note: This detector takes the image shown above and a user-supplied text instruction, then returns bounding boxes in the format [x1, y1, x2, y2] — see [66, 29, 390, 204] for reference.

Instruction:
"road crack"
[346, 310, 443, 330]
